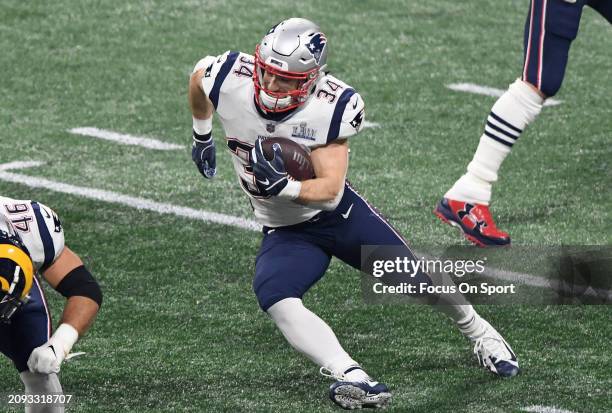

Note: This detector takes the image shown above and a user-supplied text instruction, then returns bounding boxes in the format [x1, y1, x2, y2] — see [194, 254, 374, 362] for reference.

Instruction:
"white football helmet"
[254, 18, 328, 112]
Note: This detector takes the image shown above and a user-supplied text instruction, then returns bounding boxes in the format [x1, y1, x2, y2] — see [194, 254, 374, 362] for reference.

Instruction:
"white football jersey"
[0, 196, 65, 272]
[198, 50, 366, 227]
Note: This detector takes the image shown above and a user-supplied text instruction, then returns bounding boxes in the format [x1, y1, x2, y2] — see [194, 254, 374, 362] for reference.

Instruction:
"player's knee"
[256, 292, 285, 312]
[253, 278, 298, 312]
[266, 297, 304, 323]
[519, 80, 547, 99]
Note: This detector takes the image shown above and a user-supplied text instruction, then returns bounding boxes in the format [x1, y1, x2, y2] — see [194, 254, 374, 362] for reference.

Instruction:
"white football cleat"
[321, 367, 392, 410]
[472, 319, 520, 378]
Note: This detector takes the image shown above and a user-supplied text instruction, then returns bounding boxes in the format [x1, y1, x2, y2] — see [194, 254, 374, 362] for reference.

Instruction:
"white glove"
[28, 323, 78, 374]
[28, 345, 61, 374]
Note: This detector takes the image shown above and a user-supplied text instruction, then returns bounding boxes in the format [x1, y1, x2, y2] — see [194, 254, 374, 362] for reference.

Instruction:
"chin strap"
[259, 90, 293, 111]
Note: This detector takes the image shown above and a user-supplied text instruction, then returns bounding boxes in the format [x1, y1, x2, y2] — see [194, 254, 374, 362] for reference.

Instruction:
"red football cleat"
[434, 198, 510, 247]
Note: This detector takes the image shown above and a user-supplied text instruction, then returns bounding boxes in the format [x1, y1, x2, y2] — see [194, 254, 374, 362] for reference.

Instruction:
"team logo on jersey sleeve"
[204, 63, 213, 78]
[306, 33, 327, 64]
[350, 109, 364, 130]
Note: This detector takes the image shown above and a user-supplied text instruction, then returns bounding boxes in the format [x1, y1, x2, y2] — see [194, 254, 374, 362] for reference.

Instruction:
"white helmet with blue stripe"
[254, 18, 328, 113]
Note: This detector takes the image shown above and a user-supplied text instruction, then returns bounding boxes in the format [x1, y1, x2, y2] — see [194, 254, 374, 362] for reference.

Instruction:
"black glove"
[250, 138, 289, 197]
[191, 130, 216, 179]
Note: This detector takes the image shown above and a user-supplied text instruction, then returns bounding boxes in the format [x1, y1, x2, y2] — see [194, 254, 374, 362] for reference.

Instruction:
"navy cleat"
[321, 368, 392, 410]
[434, 198, 510, 247]
[472, 320, 520, 378]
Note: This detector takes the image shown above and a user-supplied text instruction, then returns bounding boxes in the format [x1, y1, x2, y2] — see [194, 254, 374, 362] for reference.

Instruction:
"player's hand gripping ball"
[260, 137, 315, 181]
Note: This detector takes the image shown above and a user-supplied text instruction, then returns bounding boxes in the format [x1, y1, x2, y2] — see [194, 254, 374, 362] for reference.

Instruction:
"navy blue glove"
[192, 130, 216, 179]
[250, 138, 289, 197]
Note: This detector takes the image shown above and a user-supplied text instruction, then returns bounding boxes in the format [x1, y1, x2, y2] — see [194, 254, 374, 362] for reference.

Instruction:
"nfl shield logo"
[266, 124, 275, 133]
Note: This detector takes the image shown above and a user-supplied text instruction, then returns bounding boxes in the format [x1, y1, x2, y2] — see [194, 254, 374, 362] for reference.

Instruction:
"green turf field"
[1, 0, 611, 411]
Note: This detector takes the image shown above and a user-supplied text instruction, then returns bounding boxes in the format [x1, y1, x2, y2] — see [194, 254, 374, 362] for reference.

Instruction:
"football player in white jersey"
[189, 18, 519, 409]
[0, 196, 102, 413]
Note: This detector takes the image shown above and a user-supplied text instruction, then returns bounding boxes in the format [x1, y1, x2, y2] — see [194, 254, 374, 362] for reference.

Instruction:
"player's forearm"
[60, 296, 100, 337]
[297, 177, 343, 203]
[43, 247, 103, 338]
[300, 139, 348, 204]
[189, 71, 214, 119]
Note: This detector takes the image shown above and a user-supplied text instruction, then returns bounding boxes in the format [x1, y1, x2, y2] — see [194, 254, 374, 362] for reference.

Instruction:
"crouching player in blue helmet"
[189, 18, 518, 410]
[0, 196, 102, 413]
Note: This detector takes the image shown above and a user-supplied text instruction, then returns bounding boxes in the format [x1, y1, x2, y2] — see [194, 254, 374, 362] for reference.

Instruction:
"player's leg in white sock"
[439, 305, 487, 339]
[338, 184, 491, 346]
[426, 273, 487, 338]
[20, 371, 64, 413]
[267, 297, 371, 381]
[445, 79, 544, 205]
[429, 277, 518, 376]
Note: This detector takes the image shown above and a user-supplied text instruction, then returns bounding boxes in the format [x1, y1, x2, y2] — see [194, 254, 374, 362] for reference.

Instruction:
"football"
[261, 137, 316, 181]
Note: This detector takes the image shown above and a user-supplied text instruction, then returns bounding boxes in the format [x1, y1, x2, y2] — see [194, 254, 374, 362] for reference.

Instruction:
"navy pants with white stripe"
[253, 182, 432, 311]
[522, 0, 612, 97]
[0, 277, 51, 372]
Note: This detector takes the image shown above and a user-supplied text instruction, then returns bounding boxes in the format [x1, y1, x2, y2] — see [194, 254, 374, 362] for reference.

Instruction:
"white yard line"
[0, 161, 45, 171]
[446, 83, 562, 107]
[2, 160, 610, 301]
[363, 121, 381, 128]
[521, 405, 578, 413]
[0, 161, 260, 232]
[69, 127, 185, 150]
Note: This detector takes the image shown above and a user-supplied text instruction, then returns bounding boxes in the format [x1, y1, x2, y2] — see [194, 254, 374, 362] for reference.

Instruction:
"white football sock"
[20, 371, 64, 413]
[267, 298, 366, 378]
[445, 79, 544, 205]
[454, 307, 487, 340]
[425, 269, 481, 331]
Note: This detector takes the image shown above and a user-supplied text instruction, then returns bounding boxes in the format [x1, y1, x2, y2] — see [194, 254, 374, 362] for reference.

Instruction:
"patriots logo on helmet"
[267, 22, 280, 34]
[306, 33, 327, 64]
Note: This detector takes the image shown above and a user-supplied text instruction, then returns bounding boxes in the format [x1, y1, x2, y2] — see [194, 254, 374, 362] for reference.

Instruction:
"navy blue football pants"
[253, 182, 432, 311]
[522, 0, 611, 97]
[0, 277, 51, 372]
